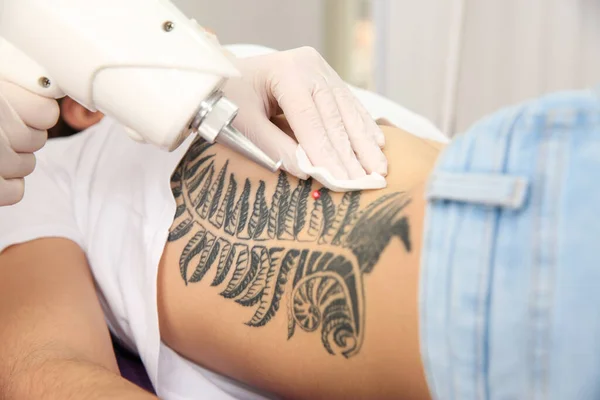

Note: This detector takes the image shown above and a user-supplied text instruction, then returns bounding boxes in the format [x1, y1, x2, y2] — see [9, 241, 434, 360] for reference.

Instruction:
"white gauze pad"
[295, 146, 387, 192]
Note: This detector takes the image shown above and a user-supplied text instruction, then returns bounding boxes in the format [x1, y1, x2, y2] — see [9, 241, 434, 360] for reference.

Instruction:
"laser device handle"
[0, 36, 65, 99]
[0, 0, 241, 151]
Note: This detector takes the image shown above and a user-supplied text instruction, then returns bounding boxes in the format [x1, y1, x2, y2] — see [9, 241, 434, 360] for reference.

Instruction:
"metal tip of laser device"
[217, 124, 282, 172]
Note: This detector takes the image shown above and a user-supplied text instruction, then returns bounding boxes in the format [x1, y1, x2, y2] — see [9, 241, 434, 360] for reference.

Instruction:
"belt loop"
[426, 171, 529, 209]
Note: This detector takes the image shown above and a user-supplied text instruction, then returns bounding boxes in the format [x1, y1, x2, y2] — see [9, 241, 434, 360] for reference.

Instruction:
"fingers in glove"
[275, 84, 349, 180]
[0, 89, 49, 152]
[322, 59, 385, 148]
[5, 126, 47, 153]
[333, 85, 388, 176]
[0, 81, 60, 130]
[314, 84, 366, 179]
[353, 95, 386, 148]
[263, 122, 309, 179]
[0, 177, 25, 206]
[235, 116, 309, 180]
[0, 151, 36, 179]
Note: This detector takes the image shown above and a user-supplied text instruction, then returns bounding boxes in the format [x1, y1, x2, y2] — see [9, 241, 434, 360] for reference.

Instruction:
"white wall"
[172, 0, 325, 52]
[374, 0, 455, 132]
[375, 0, 600, 136]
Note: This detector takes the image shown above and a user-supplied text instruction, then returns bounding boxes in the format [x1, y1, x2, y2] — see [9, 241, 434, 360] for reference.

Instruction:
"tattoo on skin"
[169, 139, 412, 358]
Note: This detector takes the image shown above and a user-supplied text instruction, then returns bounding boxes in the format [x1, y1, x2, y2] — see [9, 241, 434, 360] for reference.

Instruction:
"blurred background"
[173, 0, 600, 137]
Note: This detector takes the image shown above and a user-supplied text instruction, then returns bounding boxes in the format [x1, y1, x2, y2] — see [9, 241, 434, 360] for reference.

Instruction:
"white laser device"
[0, 0, 280, 171]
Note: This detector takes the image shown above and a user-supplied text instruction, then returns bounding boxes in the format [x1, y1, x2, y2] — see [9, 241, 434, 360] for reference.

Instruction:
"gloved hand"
[0, 81, 59, 206]
[223, 47, 388, 180]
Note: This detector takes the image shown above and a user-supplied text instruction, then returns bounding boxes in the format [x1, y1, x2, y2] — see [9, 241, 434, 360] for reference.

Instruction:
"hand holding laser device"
[0, 0, 280, 204]
[0, 81, 58, 206]
[0, 0, 389, 207]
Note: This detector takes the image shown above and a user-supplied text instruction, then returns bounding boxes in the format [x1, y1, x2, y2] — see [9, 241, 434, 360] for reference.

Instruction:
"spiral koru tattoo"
[169, 139, 412, 358]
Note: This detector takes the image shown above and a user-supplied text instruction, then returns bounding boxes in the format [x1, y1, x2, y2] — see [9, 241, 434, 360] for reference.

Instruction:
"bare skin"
[158, 124, 444, 399]
[0, 119, 444, 399]
[0, 238, 157, 399]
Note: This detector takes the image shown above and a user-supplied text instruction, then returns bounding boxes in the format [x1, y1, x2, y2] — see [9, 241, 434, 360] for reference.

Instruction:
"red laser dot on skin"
[311, 190, 321, 200]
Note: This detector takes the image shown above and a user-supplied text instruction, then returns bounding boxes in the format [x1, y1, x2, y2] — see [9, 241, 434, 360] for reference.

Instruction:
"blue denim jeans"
[420, 88, 600, 400]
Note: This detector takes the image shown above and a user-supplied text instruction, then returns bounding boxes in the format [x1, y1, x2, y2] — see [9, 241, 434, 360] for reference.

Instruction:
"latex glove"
[0, 81, 59, 206]
[223, 47, 387, 180]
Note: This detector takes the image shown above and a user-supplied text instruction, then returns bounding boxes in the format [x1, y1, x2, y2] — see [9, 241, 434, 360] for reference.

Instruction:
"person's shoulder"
[38, 117, 117, 162]
[39, 116, 180, 173]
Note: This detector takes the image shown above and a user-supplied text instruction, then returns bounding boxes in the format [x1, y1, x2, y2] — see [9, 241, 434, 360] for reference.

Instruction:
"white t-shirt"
[0, 45, 447, 400]
[0, 118, 274, 399]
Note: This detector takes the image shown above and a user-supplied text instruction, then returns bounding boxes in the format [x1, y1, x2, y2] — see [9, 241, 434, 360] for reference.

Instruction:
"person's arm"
[0, 238, 157, 399]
